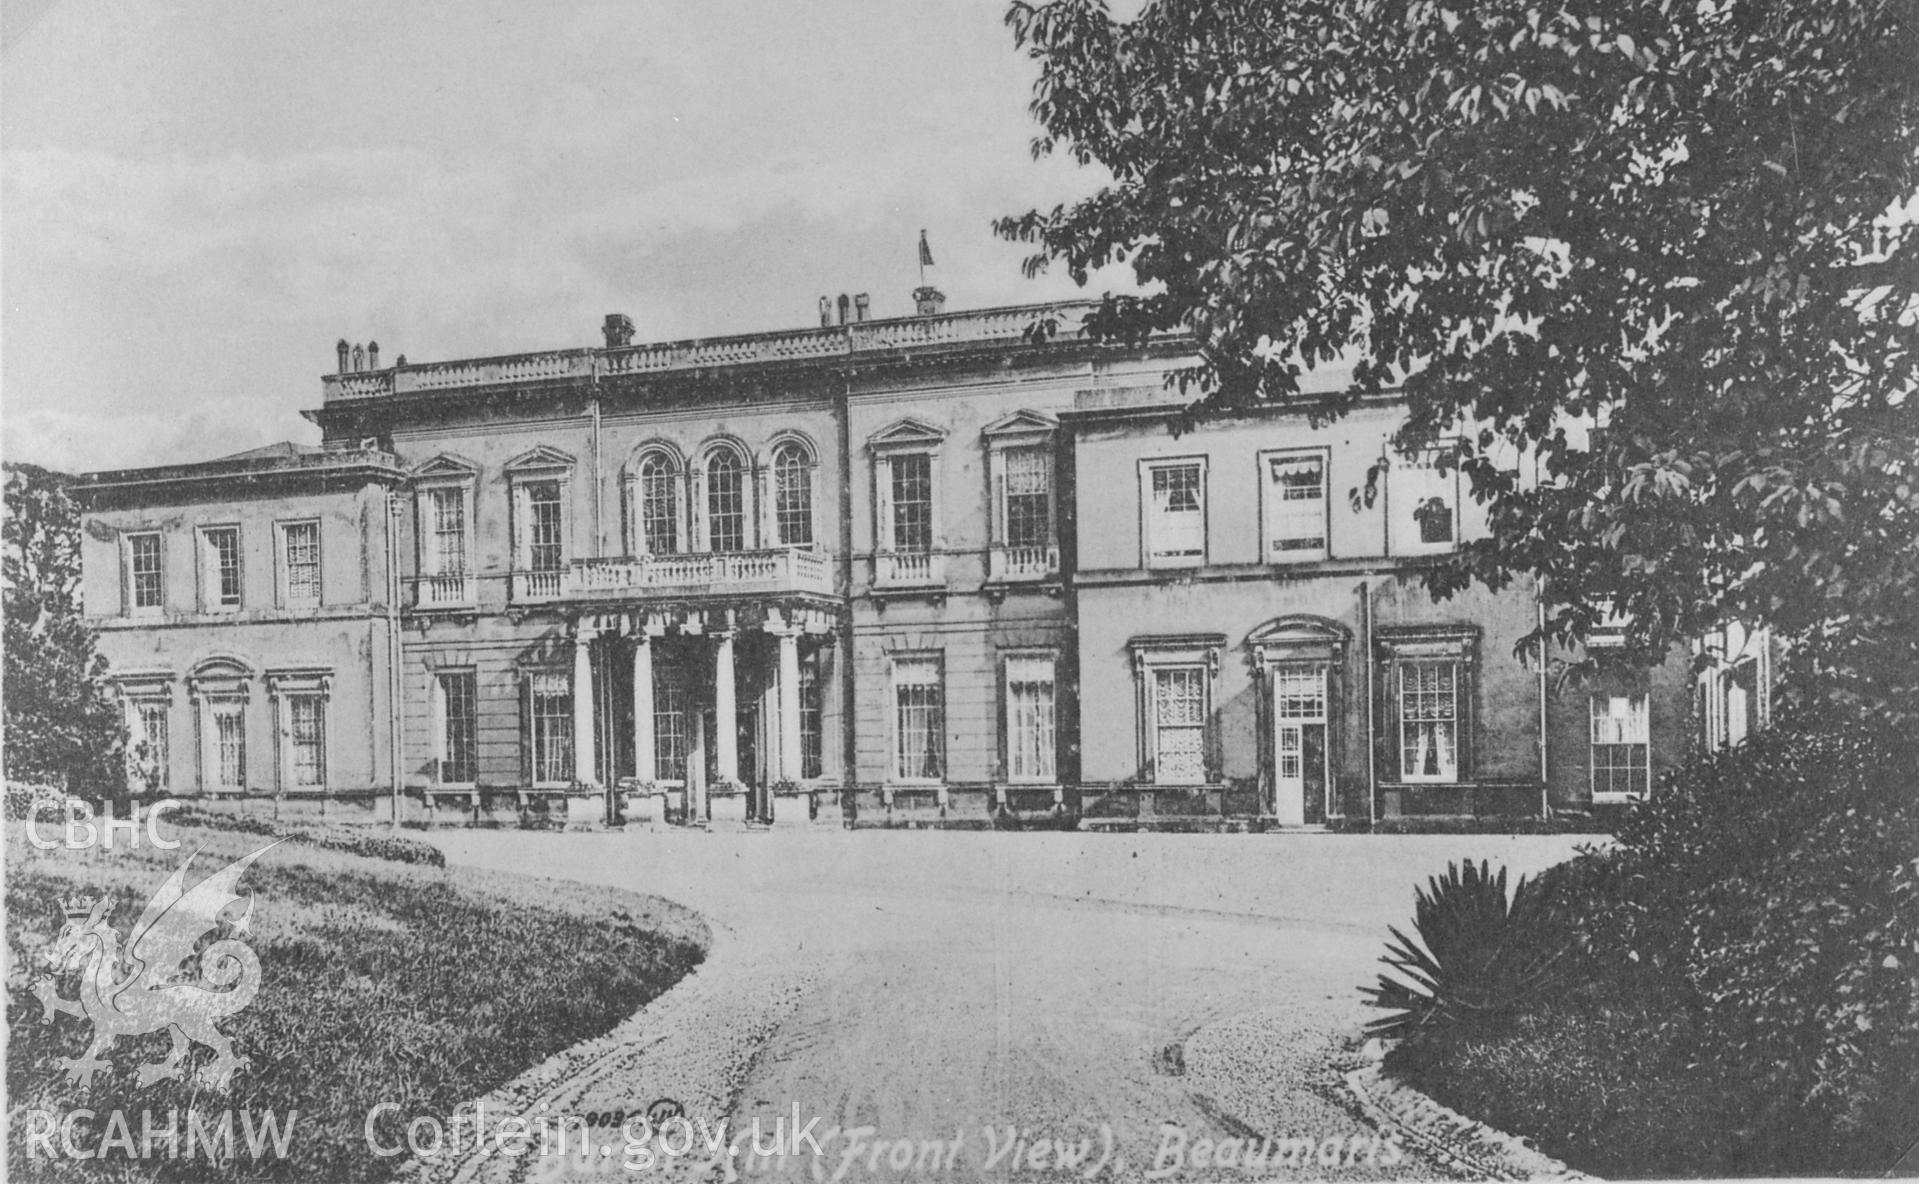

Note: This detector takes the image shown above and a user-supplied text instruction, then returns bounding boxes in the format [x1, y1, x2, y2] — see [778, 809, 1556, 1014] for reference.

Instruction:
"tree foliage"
[3, 462, 127, 799]
[998, 0, 1919, 711]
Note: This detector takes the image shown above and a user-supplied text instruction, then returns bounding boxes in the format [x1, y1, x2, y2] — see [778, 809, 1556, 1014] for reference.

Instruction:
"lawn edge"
[1344, 1064, 1598, 1182]
[392, 902, 720, 1184]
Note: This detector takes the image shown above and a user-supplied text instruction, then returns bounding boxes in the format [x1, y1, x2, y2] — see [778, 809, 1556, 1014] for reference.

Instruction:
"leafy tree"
[3, 462, 127, 802]
[998, 0, 1919, 713]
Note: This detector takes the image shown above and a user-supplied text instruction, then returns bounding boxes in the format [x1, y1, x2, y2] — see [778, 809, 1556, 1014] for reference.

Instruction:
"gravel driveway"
[423, 830, 1587, 1183]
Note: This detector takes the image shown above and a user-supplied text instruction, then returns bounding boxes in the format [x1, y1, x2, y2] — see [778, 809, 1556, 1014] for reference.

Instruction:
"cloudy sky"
[2, 0, 1125, 473]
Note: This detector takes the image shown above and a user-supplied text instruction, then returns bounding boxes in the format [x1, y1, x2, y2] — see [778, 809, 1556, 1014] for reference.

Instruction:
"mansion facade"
[74, 293, 1729, 828]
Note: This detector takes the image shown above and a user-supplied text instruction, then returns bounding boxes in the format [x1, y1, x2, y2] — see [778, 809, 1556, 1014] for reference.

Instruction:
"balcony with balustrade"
[414, 572, 475, 608]
[512, 568, 566, 603]
[987, 544, 1062, 583]
[873, 550, 946, 589]
[564, 547, 834, 603]
[321, 302, 1108, 403]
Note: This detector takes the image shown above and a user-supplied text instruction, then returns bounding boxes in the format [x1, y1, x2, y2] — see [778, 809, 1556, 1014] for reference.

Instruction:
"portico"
[567, 598, 840, 824]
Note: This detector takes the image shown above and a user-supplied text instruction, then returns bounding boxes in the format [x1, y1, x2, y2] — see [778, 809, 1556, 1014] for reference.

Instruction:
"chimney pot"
[854, 293, 871, 322]
[602, 313, 635, 349]
[913, 286, 947, 317]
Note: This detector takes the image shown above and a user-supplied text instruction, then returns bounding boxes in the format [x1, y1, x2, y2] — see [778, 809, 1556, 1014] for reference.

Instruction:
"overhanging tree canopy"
[998, 0, 1919, 712]
[3, 463, 127, 798]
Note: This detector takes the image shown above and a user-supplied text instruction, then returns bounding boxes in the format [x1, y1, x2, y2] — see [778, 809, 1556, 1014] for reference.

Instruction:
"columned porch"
[569, 600, 840, 825]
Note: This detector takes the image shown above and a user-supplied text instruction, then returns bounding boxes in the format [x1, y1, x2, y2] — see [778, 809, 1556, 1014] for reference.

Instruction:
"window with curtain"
[1003, 448, 1052, 549]
[211, 701, 246, 789]
[282, 521, 320, 605]
[799, 658, 823, 779]
[135, 702, 169, 791]
[706, 450, 747, 552]
[1152, 665, 1207, 783]
[653, 679, 690, 782]
[530, 673, 573, 784]
[129, 533, 164, 610]
[892, 656, 944, 780]
[201, 527, 242, 609]
[1399, 661, 1459, 782]
[1005, 654, 1057, 782]
[289, 695, 327, 788]
[638, 453, 680, 554]
[888, 453, 934, 552]
[1264, 452, 1328, 559]
[1395, 451, 1458, 551]
[428, 487, 467, 575]
[1145, 461, 1206, 565]
[525, 480, 564, 571]
[773, 443, 814, 548]
[1590, 693, 1650, 797]
[438, 671, 478, 784]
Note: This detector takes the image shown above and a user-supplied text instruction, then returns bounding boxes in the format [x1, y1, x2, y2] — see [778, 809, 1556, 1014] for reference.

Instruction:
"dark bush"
[1362, 859, 1561, 1040]
[167, 807, 447, 868]
[1377, 703, 1919, 1176]
[1557, 707, 1919, 1173]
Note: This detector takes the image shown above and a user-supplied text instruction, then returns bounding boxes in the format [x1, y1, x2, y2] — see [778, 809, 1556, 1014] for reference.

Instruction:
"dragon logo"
[32, 842, 276, 1091]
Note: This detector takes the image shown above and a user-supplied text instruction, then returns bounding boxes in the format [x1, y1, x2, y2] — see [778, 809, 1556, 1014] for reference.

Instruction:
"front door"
[1272, 665, 1328, 826]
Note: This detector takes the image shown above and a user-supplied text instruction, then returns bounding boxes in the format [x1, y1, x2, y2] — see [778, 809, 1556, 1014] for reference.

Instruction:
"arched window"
[772, 442, 814, 548]
[637, 452, 680, 554]
[705, 449, 746, 552]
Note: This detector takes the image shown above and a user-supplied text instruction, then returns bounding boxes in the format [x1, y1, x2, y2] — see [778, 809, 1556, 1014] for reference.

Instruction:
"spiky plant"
[1361, 859, 1563, 1040]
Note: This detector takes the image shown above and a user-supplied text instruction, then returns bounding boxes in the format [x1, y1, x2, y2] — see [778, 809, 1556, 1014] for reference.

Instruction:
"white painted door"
[1272, 666, 1328, 826]
[1275, 722, 1307, 826]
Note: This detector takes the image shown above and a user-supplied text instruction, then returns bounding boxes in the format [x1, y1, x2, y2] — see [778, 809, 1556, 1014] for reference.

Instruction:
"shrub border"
[1345, 1061, 1597, 1182]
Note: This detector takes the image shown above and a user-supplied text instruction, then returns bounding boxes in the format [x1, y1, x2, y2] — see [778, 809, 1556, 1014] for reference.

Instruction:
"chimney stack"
[351, 343, 366, 372]
[603, 313, 635, 349]
[913, 285, 946, 317]
[818, 297, 833, 328]
[837, 294, 851, 325]
[367, 340, 380, 369]
[336, 339, 350, 374]
[854, 293, 871, 322]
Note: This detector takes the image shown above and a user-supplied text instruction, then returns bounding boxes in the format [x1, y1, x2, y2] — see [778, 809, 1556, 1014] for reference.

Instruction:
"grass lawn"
[5, 817, 708, 1183]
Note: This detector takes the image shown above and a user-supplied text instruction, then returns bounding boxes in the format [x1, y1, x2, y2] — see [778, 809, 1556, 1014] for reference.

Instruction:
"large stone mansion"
[75, 287, 1753, 828]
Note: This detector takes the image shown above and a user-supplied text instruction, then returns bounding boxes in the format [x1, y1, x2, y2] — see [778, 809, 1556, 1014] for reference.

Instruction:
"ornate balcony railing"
[323, 302, 1104, 402]
[415, 572, 475, 608]
[988, 544, 1061, 581]
[513, 569, 565, 602]
[565, 548, 833, 600]
[874, 550, 944, 588]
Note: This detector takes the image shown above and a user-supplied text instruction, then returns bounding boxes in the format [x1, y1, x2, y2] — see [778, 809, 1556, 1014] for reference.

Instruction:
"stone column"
[777, 629, 803, 782]
[688, 710, 707, 820]
[572, 626, 597, 786]
[631, 636, 655, 782]
[713, 629, 738, 784]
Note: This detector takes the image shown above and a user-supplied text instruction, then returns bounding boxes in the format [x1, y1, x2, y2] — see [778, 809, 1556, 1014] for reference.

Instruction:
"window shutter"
[687, 469, 703, 550]
[1384, 660, 1405, 781]
[992, 465, 1007, 545]
[1459, 660, 1474, 780]
[512, 483, 527, 569]
[876, 457, 895, 551]
[430, 675, 447, 783]
[519, 672, 533, 788]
